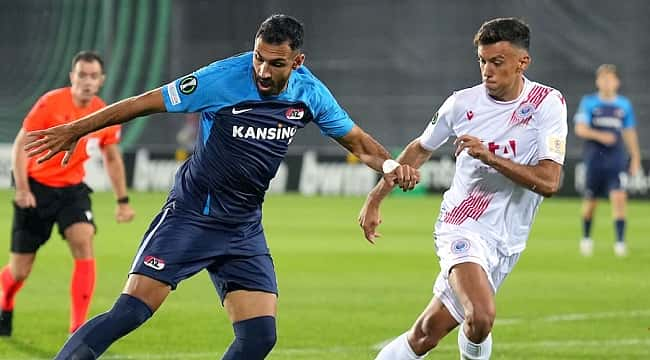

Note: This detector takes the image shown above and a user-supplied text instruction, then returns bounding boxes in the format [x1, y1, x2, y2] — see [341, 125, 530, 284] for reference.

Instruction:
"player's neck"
[598, 91, 617, 101]
[490, 77, 525, 102]
[72, 96, 91, 109]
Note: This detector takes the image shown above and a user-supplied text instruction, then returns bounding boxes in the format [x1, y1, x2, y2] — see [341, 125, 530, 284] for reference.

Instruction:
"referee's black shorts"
[11, 178, 95, 253]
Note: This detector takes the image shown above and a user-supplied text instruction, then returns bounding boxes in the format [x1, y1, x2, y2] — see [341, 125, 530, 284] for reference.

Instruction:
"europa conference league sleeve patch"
[431, 111, 439, 125]
[179, 75, 198, 95]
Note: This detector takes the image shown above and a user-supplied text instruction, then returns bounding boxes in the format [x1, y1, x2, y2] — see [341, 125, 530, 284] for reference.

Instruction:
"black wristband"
[117, 196, 129, 204]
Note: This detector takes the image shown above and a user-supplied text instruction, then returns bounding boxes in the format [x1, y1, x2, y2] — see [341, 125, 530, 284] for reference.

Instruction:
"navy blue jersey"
[574, 93, 635, 168]
[161, 52, 355, 223]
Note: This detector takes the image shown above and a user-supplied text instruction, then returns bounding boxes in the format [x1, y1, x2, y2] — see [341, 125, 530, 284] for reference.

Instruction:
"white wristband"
[382, 159, 400, 174]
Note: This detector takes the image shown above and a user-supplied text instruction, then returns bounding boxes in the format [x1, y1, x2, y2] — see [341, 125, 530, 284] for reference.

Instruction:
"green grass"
[0, 190, 648, 359]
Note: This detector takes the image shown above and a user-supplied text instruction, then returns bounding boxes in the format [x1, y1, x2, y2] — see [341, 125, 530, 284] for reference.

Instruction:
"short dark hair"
[71, 50, 105, 73]
[255, 14, 304, 50]
[473, 18, 530, 50]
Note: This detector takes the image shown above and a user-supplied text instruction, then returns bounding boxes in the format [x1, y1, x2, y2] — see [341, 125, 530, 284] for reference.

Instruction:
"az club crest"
[285, 107, 305, 120]
[143, 256, 165, 270]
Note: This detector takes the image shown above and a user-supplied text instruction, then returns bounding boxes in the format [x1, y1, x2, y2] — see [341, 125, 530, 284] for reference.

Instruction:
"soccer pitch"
[0, 190, 648, 359]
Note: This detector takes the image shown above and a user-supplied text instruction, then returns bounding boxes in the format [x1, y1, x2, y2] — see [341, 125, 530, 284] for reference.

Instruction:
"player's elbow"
[539, 182, 560, 197]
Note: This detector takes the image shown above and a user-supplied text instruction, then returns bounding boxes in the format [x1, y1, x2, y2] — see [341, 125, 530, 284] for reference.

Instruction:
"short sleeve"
[419, 94, 456, 151]
[310, 81, 355, 138]
[162, 63, 229, 113]
[536, 91, 568, 165]
[573, 96, 591, 125]
[99, 125, 122, 147]
[622, 98, 636, 128]
[22, 95, 50, 131]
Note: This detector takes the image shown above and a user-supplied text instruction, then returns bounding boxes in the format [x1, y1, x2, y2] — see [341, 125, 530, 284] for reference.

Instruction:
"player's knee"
[228, 316, 277, 358]
[464, 307, 495, 342]
[238, 317, 277, 351]
[10, 265, 32, 282]
[69, 241, 94, 259]
[249, 330, 277, 354]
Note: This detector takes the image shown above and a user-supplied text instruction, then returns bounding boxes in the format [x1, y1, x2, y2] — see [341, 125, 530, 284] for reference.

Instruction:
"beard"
[254, 74, 288, 96]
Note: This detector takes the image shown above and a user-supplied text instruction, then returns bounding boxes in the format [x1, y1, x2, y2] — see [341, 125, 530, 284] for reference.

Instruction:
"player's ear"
[518, 53, 531, 73]
[292, 53, 305, 70]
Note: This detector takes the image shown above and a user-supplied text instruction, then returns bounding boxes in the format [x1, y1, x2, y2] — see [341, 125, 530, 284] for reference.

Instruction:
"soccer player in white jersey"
[359, 18, 567, 359]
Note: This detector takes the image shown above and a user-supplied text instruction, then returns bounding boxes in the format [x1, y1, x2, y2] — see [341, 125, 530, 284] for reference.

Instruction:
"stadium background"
[0, 1, 649, 359]
[0, 0, 649, 198]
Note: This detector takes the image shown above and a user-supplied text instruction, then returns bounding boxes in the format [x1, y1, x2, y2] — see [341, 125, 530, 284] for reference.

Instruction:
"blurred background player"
[360, 18, 567, 359]
[0, 51, 135, 336]
[574, 64, 641, 257]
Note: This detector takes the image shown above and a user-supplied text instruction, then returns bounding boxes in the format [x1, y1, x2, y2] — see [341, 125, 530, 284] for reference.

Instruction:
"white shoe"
[580, 238, 593, 256]
[614, 242, 628, 257]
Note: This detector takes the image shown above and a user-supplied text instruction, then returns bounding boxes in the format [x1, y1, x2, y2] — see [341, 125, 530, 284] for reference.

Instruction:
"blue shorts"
[584, 164, 626, 199]
[129, 203, 277, 301]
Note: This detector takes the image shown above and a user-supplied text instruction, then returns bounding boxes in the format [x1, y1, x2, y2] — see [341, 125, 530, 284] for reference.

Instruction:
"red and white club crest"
[143, 256, 165, 270]
[515, 102, 535, 119]
[510, 102, 535, 126]
[285, 107, 304, 120]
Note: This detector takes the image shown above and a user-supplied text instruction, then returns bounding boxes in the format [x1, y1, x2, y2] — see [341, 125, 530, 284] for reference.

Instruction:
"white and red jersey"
[420, 78, 567, 254]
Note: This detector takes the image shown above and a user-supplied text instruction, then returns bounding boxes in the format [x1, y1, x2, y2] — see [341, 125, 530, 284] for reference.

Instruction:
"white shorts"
[432, 223, 521, 323]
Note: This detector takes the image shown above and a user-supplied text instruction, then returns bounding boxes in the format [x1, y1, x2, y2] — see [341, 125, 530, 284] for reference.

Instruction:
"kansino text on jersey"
[232, 125, 298, 140]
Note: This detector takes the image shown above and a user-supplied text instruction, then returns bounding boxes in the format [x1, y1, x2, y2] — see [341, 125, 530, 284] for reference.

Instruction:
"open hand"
[454, 135, 493, 164]
[24, 124, 80, 165]
[358, 201, 382, 244]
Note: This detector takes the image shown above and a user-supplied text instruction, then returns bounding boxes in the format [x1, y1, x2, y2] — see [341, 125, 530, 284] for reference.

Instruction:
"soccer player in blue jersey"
[24, 14, 419, 360]
[574, 64, 641, 257]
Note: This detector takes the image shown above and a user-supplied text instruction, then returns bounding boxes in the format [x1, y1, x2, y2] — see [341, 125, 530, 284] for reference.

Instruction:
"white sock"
[458, 328, 492, 360]
[375, 332, 424, 360]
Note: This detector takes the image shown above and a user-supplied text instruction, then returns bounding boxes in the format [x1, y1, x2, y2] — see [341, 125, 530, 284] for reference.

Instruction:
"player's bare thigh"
[449, 262, 495, 342]
[224, 290, 277, 323]
[122, 273, 172, 312]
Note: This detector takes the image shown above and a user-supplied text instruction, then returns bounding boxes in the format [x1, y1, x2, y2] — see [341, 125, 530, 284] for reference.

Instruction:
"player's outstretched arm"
[455, 134, 562, 197]
[335, 125, 420, 191]
[359, 138, 433, 243]
[24, 88, 166, 165]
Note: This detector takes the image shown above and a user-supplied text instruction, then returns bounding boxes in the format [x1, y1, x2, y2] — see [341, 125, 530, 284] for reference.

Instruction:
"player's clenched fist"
[116, 203, 136, 223]
[383, 160, 420, 192]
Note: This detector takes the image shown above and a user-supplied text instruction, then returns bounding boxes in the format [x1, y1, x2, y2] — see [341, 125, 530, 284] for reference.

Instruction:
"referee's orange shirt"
[22, 87, 121, 187]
